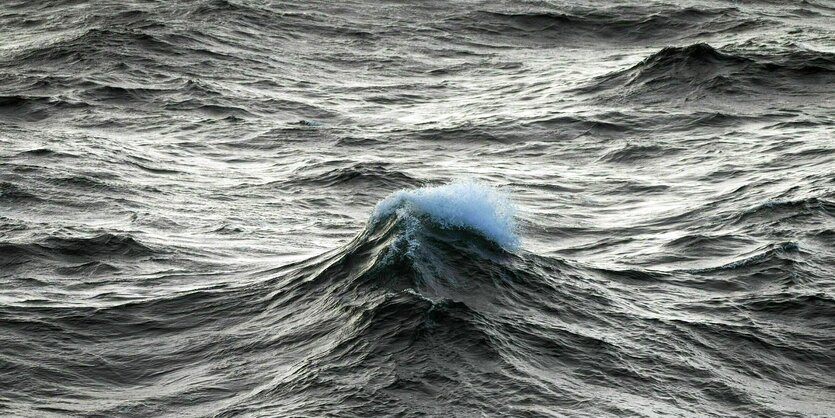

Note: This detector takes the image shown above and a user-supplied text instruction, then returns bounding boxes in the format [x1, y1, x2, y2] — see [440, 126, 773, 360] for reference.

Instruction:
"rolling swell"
[6, 183, 832, 416]
[232, 185, 832, 414]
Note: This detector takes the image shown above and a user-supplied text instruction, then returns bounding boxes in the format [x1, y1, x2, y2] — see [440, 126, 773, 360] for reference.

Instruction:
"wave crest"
[372, 180, 519, 250]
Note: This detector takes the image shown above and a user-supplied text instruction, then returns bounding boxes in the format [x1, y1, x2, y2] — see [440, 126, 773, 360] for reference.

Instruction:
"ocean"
[1, 0, 834, 416]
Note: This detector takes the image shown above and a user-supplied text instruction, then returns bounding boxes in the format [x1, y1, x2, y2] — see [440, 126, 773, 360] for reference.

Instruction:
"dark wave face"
[1, 0, 834, 417]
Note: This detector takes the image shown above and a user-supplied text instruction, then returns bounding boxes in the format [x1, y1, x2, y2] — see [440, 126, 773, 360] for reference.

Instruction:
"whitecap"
[372, 179, 519, 250]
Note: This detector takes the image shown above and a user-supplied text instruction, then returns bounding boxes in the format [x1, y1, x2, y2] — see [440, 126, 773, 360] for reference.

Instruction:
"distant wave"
[732, 196, 835, 225]
[2, 28, 173, 66]
[442, 6, 763, 45]
[599, 143, 675, 163]
[685, 241, 801, 273]
[0, 94, 90, 121]
[286, 162, 420, 189]
[0, 181, 40, 203]
[579, 43, 835, 104]
[0, 233, 154, 267]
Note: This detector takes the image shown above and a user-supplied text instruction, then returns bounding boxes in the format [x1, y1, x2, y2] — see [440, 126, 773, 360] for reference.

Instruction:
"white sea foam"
[372, 179, 519, 250]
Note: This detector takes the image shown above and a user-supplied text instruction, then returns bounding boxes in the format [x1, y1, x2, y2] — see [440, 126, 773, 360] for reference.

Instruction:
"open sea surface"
[1, 0, 834, 416]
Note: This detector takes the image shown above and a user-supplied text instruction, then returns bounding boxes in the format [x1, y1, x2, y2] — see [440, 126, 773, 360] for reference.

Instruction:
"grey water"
[1, 0, 834, 416]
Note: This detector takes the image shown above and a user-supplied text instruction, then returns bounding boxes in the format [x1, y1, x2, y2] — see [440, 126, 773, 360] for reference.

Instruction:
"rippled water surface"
[1, 0, 834, 416]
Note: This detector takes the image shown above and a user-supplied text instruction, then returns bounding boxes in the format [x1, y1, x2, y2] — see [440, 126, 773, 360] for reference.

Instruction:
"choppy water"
[1, 0, 834, 416]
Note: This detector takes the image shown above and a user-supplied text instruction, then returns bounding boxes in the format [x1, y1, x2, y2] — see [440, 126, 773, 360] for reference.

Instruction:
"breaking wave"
[372, 180, 519, 250]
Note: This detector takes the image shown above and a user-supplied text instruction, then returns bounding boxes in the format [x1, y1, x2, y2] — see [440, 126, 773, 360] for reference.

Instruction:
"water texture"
[1, 0, 834, 416]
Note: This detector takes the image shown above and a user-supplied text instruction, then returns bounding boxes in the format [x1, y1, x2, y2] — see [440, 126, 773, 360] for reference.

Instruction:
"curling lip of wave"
[372, 180, 519, 250]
